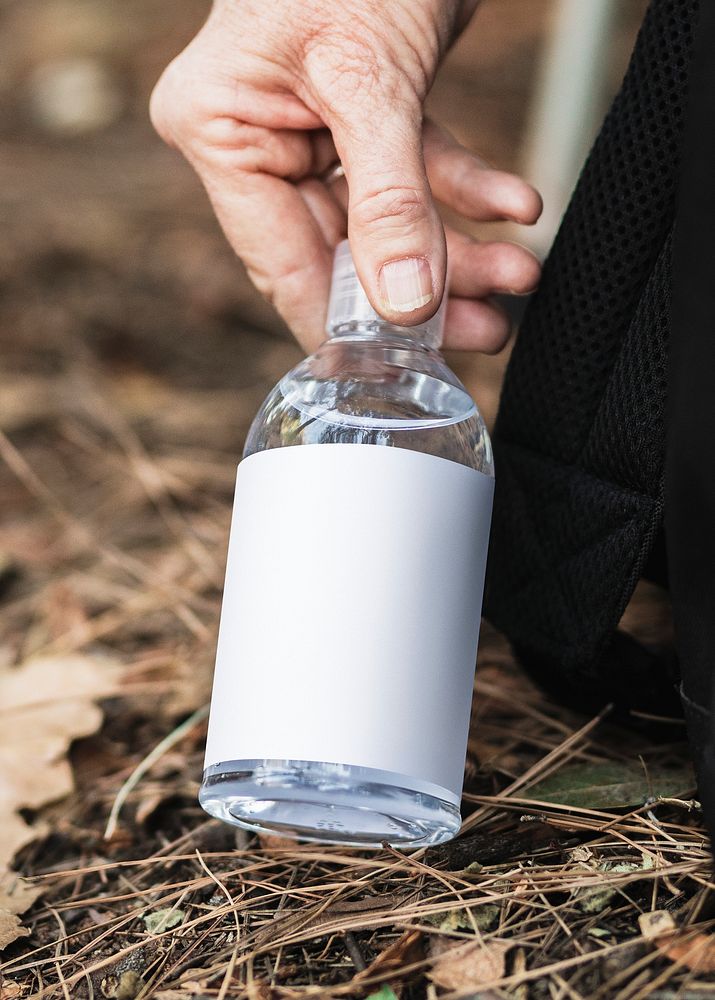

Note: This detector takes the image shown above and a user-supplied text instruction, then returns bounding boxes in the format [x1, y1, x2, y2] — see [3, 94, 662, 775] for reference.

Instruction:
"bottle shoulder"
[245, 340, 493, 475]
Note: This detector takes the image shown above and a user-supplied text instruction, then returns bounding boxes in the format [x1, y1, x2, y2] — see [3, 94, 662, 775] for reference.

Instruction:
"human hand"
[151, 0, 542, 353]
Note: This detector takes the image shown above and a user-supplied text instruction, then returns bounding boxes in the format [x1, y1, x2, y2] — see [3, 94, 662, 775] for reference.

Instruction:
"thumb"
[327, 98, 446, 325]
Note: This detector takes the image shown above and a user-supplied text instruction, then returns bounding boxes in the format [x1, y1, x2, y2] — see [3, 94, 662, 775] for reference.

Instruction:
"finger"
[326, 171, 349, 210]
[424, 120, 542, 224]
[297, 178, 347, 246]
[167, 106, 335, 351]
[443, 296, 512, 353]
[318, 86, 446, 326]
[446, 227, 541, 297]
[310, 128, 341, 175]
[202, 169, 333, 352]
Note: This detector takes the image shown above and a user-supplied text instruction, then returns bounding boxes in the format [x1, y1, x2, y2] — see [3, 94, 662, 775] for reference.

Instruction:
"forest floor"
[2, 1, 711, 997]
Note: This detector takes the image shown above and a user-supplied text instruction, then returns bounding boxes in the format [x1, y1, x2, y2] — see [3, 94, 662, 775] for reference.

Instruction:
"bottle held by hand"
[199, 240, 494, 847]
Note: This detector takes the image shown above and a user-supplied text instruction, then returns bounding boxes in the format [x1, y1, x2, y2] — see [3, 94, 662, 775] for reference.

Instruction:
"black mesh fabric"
[484, 0, 698, 709]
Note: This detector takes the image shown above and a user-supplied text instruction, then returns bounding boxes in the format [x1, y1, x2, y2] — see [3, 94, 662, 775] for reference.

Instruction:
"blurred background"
[0, 0, 648, 682]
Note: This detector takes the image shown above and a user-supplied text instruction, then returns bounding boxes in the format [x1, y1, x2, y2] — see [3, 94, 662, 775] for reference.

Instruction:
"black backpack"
[484, 0, 715, 832]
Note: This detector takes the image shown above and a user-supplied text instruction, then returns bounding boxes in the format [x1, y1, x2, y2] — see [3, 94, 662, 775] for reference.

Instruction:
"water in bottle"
[199, 240, 494, 847]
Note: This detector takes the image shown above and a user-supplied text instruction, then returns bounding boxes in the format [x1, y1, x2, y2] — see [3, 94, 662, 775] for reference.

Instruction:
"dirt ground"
[1, 1, 711, 998]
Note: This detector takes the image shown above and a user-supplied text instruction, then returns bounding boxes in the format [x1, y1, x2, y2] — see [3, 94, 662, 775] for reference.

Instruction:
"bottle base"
[199, 760, 461, 848]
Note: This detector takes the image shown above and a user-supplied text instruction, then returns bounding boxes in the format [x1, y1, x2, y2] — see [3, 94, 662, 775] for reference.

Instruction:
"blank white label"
[204, 444, 494, 804]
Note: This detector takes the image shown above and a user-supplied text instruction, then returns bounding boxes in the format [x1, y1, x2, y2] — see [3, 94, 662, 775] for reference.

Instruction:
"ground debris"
[101, 970, 145, 999]
[0, 876, 42, 952]
[428, 936, 509, 990]
[425, 819, 566, 870]
[0, 653, 125, 872]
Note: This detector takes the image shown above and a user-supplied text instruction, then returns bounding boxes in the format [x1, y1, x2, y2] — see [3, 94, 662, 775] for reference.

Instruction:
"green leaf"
[143, 907, 184, 934]
[365, 987, 399, 1000]
[526, 761, 695, 809]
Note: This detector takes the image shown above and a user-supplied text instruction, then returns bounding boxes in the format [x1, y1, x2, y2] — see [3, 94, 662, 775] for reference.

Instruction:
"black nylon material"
[484, 0, 697, 710]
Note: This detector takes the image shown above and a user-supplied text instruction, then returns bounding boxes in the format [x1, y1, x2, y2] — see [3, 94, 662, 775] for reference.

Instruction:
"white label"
[205, 444, 494, 804]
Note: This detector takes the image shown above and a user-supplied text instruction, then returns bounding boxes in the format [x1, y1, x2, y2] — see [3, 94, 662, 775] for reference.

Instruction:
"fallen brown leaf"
[655, 930, 715, 973]
[639, 910, 715, 973]
[0, 913, 27, 952]
[0, 875, 42, 916]
[0, 874, 42, 951]
[0, 654, 124, 872]
[354, 930, 423, 981]
[429, 936, 509, 990]
[257, 831, 300, 851]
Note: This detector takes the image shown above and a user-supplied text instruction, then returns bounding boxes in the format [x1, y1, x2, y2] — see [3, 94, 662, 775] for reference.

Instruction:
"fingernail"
[379, 257, 433, 313]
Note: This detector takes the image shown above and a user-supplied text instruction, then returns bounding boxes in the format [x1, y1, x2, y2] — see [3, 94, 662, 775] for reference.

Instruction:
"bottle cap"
[326, 239, 446, 348]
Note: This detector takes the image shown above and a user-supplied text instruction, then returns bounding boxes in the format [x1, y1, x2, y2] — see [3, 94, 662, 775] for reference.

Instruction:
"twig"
[103, 704, 209, 839]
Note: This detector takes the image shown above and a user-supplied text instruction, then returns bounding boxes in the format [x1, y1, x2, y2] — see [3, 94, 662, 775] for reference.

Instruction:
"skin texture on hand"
[151, 0, 542, 353]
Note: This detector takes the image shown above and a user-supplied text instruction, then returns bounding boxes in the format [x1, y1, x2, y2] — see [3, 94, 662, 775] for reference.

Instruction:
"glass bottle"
[199, 240, 494, 847]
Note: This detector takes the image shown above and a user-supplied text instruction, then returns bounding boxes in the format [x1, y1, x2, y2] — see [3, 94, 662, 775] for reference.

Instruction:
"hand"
[151, 0, 542, 353]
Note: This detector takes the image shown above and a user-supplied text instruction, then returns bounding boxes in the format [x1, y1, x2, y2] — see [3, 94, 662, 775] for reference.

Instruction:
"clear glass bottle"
[199, 241, 494, 848]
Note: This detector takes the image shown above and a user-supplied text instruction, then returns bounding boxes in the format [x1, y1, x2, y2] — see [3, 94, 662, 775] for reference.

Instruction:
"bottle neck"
[328, 319, 441, 352]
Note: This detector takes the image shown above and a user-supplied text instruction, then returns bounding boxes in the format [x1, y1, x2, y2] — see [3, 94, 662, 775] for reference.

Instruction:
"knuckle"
[150, 56, 205, 147]
[302, 28, 415, 117]
[304, 29, 379, 93]
[150, 53, 235, 157]
[149, 66, 180, 143]
[351, 184, 426, 234]
[248, 253, 321, 312]
[151, 53, 305, 177]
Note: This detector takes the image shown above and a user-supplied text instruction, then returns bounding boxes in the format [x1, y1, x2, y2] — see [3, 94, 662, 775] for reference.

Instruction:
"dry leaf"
[637, 910, 715, 972]
[0, 874, 40, 951]
[355, 930, 423, 981]
[257, 832, 299, 850]
[0, 980, 22, 998]
[0, 870, 43, 951]
[573, 855, 654, 913]
[429, 937, 508, 990]
[0, 913, 28, 952]
[638, 912, 715, 973]
[639, 910, 676, 940]
[656, 932, 715, 972]
[0, 875, 42, 917]
[100, 970, 144, 999]
[424, 904, 500, 933]
[568, 846, 595, 864]
[0, 654, 124, 871]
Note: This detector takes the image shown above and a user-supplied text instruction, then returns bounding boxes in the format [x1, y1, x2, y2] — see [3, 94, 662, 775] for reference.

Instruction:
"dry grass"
[0, 363, 710, 995]
[0, 245, 710, 999]
[1, 658, 711, 999]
